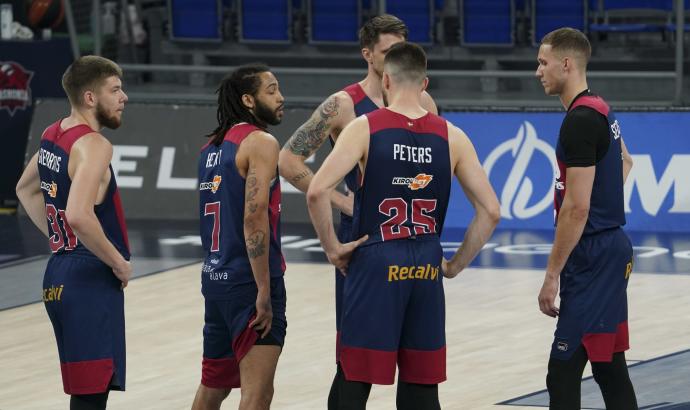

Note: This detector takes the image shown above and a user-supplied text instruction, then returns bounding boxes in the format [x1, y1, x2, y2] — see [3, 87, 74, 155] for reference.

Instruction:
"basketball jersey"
[335, 83, 379, 193]
[37, 121, 130, 260]
[352, 109, 451, 245]
[198, 123, 285, 296]
[554, 93, 626, 235]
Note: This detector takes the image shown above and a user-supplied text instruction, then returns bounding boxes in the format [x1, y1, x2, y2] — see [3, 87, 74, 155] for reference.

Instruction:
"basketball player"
[307, 42, 500, 409]
[277, 15, 437, 408]
[535, 27, 637, 409]
[15, 56, 131, 410]
[192, 64, 286, 410]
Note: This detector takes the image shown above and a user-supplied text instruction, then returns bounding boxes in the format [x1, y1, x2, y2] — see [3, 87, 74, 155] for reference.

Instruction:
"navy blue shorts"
[43, 255, 125, 395]
[334, 215, 352, 362]
[201, 276, 287, 389]
[339, 237, 446, 385]
[551, 227, 633, 362]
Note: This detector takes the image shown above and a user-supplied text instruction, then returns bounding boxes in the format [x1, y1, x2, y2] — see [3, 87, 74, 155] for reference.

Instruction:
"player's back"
[352, 108, 451, 245]
[37, 120, 130, 260]
[198, 123, 285, 297]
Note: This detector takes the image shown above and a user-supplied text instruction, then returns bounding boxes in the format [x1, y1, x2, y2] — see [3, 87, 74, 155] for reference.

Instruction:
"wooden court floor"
[1, 262, 689, 409]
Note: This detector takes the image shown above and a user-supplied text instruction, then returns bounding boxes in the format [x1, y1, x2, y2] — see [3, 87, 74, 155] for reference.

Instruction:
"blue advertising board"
[443, 112, 690, 232]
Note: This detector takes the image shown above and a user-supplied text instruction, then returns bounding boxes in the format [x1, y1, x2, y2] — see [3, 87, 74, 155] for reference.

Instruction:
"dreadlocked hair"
[207, 63, 270, 145]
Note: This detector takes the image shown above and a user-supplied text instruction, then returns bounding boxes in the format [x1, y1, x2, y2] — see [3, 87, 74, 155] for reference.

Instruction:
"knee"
[194, 385, 231, 409]
[240, 384, 274, 410]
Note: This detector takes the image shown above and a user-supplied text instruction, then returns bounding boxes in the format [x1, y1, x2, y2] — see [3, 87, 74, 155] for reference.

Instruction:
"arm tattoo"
[291, 169, 313, 184]
[287, 95, 340, 158]
[246, 166, 259, 206]
[247, 230, 266, 258]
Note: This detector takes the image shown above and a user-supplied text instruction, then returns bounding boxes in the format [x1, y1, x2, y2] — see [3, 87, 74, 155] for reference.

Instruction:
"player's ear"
[241, 94, 255, 110]
[421, 77, 429, 92]
[362, 47, 373, 65]
[82, 90, 96, 108]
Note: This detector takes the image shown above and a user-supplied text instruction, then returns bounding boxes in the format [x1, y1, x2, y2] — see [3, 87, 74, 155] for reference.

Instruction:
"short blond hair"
[541, 27, 591, 66]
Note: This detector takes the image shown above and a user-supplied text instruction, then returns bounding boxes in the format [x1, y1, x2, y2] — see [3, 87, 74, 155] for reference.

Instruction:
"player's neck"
[360, 72, 383, 101]
[62, 108, 101, 131]
[560, 78, 589, 110]
[385, 90, 427, 118]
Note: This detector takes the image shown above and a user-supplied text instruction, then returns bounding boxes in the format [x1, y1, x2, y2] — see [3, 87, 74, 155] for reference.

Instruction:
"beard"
[253, 99, 282, 126]
[96, 103, 122, 129]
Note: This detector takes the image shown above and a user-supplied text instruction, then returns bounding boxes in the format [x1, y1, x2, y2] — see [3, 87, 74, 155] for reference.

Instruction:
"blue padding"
[170, 0, 220, 40]
[462, 0, 512, 45]
[590, 22, 665, 32]
[602, 0, 673, 11]
[241, 0, 290, 41]
[310, 0, 359, 42]
[387, 0, 433, 43]
[533, 0, 585, 44]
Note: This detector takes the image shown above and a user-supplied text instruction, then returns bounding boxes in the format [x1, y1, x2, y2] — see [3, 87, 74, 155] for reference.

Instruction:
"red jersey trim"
[343, 83, 368, 105]
[226, 123, 262, 145]
[570, 95, 610, 117]
[367, 108, 448, 140]
[42, 120, 96, 154]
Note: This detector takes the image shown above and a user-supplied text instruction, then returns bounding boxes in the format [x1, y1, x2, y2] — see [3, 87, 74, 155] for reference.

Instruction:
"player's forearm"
[307, 187, 339, 254]
[546, 204, 588, 278]
[448, 208, 499, 273]
[17, 190, 49, 237]
[330, 190, 353, 216]
[244, 212, 271, 291]
[66, 212, 128, 268]
[278, 149, 314, 193]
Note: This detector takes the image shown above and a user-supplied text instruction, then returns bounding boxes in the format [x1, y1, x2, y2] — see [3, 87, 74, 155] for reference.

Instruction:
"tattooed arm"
[278, 91, 356, 215]
[238, 131, 280, 338]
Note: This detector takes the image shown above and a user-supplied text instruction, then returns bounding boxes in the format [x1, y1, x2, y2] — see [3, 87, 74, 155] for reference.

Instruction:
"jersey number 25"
[379, 198, 437, 241]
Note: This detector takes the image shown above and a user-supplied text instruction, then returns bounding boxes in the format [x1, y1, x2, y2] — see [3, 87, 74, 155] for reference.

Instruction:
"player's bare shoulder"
[446, 121, 475, 166]
[246, 129, 280, 151]
[70, 131, 114, 162]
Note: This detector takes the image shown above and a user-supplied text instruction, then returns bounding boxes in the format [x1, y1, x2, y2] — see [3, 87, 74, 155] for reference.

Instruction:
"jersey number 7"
[204, 201, 221, 252]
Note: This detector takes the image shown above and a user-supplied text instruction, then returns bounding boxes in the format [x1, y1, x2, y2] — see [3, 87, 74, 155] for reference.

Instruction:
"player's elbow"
[486, 201, 501, 226]
[278, 149, 300, 179]
[15, 182, 29, 205]
[623, 155, 633, 170]
[569, 204, 590, 222]
[64, 208, 92, 233]
[306, 183, 325, 208]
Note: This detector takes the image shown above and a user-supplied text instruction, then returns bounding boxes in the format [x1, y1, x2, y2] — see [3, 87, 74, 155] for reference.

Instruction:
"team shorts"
[201, 276, 287, 389]
[551, 227, 633, 362]
[43, 254, 125, 395]
[339, 236, 446, 385]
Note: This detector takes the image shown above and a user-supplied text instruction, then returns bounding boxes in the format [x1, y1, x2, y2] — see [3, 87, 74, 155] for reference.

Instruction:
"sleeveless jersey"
[554, 93, 626, 235]
[335, 83, 379, 193]
[37, 121, 130, 260]
[198, 123, 285, 296]
[352, 109, 451, 245]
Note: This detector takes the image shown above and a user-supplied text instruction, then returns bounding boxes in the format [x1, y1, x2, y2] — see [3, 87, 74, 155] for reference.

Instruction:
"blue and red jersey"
[352, 109, 451, 245]
[337, 83, 380, 193]
[554, 93, 626, 235]
[37, 121, 130, 261]
[198, 123, 285, 297]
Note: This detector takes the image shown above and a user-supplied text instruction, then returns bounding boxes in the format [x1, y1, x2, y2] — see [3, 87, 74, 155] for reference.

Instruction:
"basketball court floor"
[1, 216, 689, 409]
